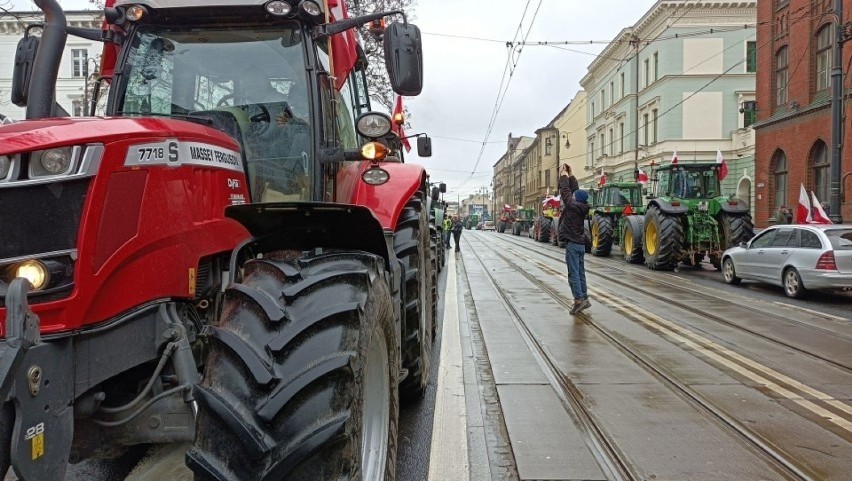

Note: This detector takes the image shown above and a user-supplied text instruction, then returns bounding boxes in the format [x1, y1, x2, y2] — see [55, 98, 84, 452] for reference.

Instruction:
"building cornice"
[0, 11, 102, 34]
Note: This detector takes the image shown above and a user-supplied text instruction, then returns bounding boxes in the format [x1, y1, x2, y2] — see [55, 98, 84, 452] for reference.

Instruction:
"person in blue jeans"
[558, 164, 591, 314]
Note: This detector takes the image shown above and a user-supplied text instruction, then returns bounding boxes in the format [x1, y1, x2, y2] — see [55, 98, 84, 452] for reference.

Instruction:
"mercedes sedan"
[721, 224, 852, 298]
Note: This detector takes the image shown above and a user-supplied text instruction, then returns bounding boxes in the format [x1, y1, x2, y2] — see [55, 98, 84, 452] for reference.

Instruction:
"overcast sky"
[8, 0, 656, 198]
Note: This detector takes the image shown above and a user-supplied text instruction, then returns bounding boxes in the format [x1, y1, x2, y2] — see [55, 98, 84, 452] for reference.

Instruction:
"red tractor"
[497, 204, 516, 233]
[0, 1, 434, 479]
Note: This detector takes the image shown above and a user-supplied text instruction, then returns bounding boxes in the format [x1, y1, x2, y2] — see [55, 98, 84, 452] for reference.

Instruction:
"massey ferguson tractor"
[643, 162, 754, 270]
[0, 0, 434, 479]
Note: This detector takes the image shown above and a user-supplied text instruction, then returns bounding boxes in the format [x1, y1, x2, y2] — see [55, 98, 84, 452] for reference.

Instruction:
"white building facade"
[0, 11, 102, 120]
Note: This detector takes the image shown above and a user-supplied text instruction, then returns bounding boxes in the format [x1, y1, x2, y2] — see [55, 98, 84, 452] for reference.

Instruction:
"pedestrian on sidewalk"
[443, 215, 452, 248]
[451, 214, 464, 252]
[558, 164, 591, 314]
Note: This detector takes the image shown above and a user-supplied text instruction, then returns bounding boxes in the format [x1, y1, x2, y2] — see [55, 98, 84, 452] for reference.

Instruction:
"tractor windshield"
[670, 167, 721, 199]
[118, 24, 312, 201]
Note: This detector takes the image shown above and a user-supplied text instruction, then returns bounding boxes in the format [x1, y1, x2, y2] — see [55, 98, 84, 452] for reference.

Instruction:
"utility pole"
[631, 34, 641, 182]
[830, 0, 846, 223]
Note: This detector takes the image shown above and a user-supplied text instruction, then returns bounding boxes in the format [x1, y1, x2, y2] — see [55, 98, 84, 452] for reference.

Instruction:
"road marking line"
[772, 301, 850, 322]
[592, 288, 852, 433]
[428, 253, 469, 481]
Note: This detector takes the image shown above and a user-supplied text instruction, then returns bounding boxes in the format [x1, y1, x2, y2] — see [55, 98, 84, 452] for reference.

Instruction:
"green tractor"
[589, 182, 646, 263]
[512, 208, 535, 235]
[643, 163, 754, 270]
[466, 213, 481, 230]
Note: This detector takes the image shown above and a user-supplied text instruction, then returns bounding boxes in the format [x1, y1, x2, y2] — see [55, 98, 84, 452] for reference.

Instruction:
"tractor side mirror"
[11, 31, 41, 107]
[431, 186, 440, 201]
[439, 182, 446, 193]
[417, 136, 432, 157]
[383, 22, 423, 96]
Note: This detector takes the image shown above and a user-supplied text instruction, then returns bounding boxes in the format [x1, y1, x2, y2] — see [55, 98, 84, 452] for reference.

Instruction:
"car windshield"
[825, 229, 852, 250]
[120, 24, 312, 202]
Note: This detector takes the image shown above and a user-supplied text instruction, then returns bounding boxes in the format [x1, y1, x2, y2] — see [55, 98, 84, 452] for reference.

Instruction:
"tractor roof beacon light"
[362, 167, 390, 185]
[265, 1, 292, 16]
[361, 142, 389, 162]
[125, 5, 148, 22]
[356, 112, 392, 139]
[299, 0, 323, 23]
[16, 260, 49, 291]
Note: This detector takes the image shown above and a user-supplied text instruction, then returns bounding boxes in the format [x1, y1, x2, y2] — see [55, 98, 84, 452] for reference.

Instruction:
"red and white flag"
[716, 148, 728, 181]
[392, 95, 411, 152]
[810, 191, 833, 224]
[598, 171, 607, 187]
[671, 149, 678, 165]
[637, 167, 648, 184]
[797, 183, 813, 224]
[327, 0, 358, 91]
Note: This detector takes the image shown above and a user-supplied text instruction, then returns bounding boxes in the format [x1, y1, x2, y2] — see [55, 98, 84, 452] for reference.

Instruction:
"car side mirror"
[383, 22, 423, 96]
[417, 136, 432, 157]
[11, 30, 41, 107]
[739, 241, 748, 249]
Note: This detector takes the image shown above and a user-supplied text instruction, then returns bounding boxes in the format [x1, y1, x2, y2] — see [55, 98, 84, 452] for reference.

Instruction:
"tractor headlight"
[356, 112, 392, 139]
[125, 5, 148, 22]
[266, 0, 292, 15]
[16, 260, 49, 291]
[0, 155, 12, 180]
[362, 167, 390, 185]
[299, 0, 323, 20]
[29, 146, 81, 178]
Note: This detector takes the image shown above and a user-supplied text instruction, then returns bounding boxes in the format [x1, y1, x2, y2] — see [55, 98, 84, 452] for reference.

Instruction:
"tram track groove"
[487, 232, 852, 374]
[464, 234, 819, 481]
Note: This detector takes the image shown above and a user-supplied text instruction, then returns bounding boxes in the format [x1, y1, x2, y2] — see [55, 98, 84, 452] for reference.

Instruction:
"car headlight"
[29, 146, 81, 178]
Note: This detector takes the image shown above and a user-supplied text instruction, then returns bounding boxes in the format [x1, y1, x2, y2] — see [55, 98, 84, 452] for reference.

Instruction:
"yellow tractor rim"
[624, 226, 633, 255]
[645, 221, 658, 256]
[592, 221, 599, 249]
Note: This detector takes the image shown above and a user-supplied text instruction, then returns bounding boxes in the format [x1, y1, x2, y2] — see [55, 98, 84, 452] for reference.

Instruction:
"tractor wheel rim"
[724, 259, 734, 281]
[592, 222, 599, 248]
[361, 327, 390, 479]
[785, 271, 799, 295]
[624, 227, 633, 255]
[646, 222, 658, 256]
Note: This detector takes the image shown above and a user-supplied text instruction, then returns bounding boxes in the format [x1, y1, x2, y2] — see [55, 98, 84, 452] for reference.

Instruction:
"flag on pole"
[670, 149, 678, 165]
[797, 183, 813, 224]
[598, 170, 607, 187]
[327, 0, 358, 91]
[716, 148, 728, 181]
[810, 191, 833, 224]
[392, 95, 412, 152]
[637, 167, 648, 184]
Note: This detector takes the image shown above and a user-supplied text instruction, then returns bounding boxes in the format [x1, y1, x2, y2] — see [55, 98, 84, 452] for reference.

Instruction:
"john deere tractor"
[589, 182, 646, 263]
[512, 208, 535, 235]
[643, 163, 754, 270]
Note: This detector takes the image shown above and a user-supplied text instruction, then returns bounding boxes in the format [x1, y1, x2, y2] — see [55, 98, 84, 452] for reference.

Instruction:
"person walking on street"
[558, 164, 591, 314]
[451, 214, 464, 252]
[442, 215, 452, 248]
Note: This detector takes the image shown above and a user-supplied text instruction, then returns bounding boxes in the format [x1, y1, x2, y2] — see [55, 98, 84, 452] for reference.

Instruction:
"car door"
[738, 229, 776, 280]
[763, 227, 797, 283]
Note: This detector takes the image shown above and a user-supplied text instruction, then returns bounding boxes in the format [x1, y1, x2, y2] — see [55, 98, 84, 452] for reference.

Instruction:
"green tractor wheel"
[622, 215, 644, 264]
[538, 217, 551, 243]
[643, 205, 684, 271]
[590, 214, 613, 257]
[583, 219, 592, 253]
[719, 213, 754, 250]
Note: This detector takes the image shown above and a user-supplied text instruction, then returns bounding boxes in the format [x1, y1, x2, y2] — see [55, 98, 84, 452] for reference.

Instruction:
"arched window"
[816, 26, 832, 91]
[771, 150, 788, 209]
[810, 140, 830, 203]
[776, 46, 789, 106]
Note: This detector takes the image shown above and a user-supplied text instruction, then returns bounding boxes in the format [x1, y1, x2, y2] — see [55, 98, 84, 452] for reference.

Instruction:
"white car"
[721, 224, 852, 298]
[481, 220, 496, 231]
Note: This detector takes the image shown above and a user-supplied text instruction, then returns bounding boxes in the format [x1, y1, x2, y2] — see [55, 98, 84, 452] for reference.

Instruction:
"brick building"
[753, 0, 852, 225]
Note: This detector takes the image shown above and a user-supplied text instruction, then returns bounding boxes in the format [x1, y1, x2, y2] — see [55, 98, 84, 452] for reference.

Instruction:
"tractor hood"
[0, 117, 240, 154]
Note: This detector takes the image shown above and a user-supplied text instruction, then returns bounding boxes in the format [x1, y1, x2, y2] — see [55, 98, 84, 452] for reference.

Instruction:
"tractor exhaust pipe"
[26, 0, 67, 120]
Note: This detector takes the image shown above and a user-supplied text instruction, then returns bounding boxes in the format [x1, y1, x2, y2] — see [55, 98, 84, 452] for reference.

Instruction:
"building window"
[644, 58, 650, 87]
[609, 128, 614, 155]
[600, 133, 605, 156]
[620, 72, 625, 98]
[72, 49, 88, 78]
[776, 46, 789, 106]
[643, 113, 649, 146]
[600, 89, 606, 109]
[72, 99, 84, 117]
[619, 122, 625, 153]
[811, 140, 830, 203]
[591, 102, 596, 118]
[771, 150, 788, 209]
[816, 26, 832, 91]
[743, 104, 757, 127]
[545, 137, 552, 156]
[545, 170, 551, 188]
[609, 81, 614, 106]
[589, 142, 595, 166]
[652, 109, 658, 144]
[746, 41, 757, 73]
[653, 52, 659, 81]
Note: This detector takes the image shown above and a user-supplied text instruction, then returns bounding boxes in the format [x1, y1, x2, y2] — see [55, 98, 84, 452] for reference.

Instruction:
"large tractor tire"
[719, 213, 754, 251]
[394, 196, 434, 400]
[590, 214, 613, 257]
[643, 205, 684, 271]
[188, 250, 399, 481]
[622, 215, 645, 264]
[538, 217, 552, 243]
[584, 219, 592, 253]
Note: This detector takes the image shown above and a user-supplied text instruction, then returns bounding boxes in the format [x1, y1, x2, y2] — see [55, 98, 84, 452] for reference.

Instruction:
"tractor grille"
[0, 178, 90, 260]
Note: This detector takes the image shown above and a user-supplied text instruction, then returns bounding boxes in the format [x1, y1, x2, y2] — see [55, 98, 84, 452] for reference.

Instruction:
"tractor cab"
[653, 163, 722, 201]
